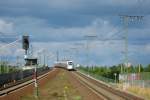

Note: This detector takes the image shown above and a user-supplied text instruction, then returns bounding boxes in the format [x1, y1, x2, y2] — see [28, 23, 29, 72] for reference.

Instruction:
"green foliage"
[0, 61, 20, 74]
[78, 64, 150, 83]
[144, 64, 150, 72]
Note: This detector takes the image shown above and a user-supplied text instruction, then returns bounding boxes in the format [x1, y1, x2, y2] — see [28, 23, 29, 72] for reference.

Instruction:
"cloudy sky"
[0, 0, 150, 66]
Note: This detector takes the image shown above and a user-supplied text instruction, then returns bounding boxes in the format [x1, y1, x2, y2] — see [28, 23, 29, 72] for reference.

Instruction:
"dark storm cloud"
[0, 0, 150, 65]
[0, 0, 150, 27]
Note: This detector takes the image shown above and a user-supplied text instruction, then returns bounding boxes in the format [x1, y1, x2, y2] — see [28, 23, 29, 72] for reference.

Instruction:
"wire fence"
[78, 68, 150, 88]
[78, 69, 115, 84]
[121, 72, 150, 88]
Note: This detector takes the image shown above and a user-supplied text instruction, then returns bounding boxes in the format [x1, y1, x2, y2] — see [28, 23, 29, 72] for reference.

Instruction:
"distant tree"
[127, 65, 134, 73]
[109, 65, 120, 81]
[144, 64, 150, 72]
[134, 64, 144, 73]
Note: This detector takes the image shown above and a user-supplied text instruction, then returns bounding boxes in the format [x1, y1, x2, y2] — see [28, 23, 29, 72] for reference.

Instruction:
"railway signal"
[22, 35, 29, 55]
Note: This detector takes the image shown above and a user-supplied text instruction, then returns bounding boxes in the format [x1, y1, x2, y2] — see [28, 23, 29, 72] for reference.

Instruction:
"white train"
[54, 60, 75, 71]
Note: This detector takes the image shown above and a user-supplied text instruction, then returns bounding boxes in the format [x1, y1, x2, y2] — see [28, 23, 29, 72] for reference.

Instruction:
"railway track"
[0, 68, 53, 96]
[0, 68, 145, 100]
[0, 67, 50, 91]
[72, 71, 144, 100]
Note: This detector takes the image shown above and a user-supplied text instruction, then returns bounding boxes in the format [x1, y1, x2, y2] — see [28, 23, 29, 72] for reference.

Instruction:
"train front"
[67, 61, 74, 70]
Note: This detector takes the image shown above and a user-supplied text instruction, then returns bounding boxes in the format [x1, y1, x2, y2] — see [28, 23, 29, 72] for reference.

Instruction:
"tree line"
[78, 64, 150, 82]
[0, 61, 20, 74]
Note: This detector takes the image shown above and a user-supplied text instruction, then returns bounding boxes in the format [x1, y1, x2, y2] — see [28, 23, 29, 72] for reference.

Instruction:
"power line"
[84, 34, 97, 76]
[119, 15, 144, 74]
[56, 50, 59, 62]
[0, 38, 21, 49]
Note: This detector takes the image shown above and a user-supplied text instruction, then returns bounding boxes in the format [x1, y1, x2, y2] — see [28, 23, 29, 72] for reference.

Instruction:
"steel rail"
[72, 71, 144, 100]
[0, 69, 53, 96]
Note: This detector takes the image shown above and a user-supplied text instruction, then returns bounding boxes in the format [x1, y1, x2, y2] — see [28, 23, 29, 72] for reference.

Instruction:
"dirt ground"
[22, 69, 82, 100]
[21, 68, 101, 100]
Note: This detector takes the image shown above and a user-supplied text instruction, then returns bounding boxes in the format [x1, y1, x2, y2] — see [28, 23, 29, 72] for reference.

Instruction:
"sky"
[0, 0, 150, 66]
